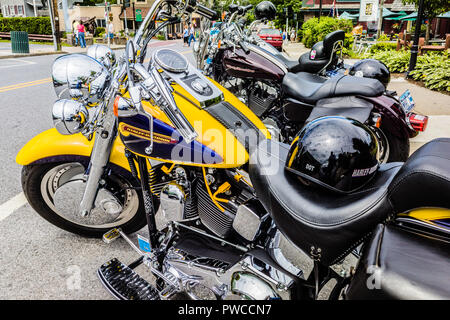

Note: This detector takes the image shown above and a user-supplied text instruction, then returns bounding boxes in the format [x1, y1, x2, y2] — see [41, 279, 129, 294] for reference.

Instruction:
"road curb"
[0, 51, 68, 59]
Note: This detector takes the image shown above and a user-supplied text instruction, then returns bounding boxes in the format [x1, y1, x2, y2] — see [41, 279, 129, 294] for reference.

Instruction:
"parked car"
[257, 28, 283, 50]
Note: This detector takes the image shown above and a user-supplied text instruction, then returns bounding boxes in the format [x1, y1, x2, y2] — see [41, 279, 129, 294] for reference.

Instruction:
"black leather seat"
[282, 72, 385, 104]
[272, 52, 303, 73]
[346, 223, 450, 299]
[249, 139, 402, 266]
[388, 137, 450, 213]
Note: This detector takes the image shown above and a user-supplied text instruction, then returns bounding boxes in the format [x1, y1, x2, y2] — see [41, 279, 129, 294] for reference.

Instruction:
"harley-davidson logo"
[119, 123, 177, 144]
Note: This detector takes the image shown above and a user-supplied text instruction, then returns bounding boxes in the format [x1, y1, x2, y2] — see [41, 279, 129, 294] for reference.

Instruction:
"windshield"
[259, 29, 280, 35]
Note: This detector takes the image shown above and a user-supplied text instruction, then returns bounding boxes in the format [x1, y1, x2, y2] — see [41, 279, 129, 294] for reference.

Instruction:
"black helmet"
[285, 117, 379, 193]
[349, 59, 390, 89]
[254, 1, 276, 21]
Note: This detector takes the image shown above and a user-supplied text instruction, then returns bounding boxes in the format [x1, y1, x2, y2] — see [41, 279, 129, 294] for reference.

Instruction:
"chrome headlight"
[87, 44, 116, 69]
[52, 99, 89, 135]
[52, 53, 110, 104]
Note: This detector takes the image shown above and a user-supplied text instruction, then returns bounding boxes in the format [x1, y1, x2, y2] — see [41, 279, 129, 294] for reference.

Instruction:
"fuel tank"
[222, 45, 285, 82]
[118, 80, 270, 169]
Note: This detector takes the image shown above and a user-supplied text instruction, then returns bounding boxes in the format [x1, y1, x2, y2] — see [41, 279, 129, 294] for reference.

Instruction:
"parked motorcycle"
[16, 0, 449, 301]
[195, 2, 428, 163]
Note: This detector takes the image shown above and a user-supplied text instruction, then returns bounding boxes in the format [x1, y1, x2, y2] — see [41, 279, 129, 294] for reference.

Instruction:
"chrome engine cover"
[160, 245, 294, 300]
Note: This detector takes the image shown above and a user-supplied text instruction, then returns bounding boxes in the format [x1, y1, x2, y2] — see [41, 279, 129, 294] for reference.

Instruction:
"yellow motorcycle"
[16, 0, 450, 300]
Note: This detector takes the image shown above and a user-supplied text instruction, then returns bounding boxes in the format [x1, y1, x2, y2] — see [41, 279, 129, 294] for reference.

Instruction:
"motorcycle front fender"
[16, 128, 131, 172]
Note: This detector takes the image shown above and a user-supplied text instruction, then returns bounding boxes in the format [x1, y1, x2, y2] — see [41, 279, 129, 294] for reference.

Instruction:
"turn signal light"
[113, 96, 120, 117]
[408, 113, 428, 132]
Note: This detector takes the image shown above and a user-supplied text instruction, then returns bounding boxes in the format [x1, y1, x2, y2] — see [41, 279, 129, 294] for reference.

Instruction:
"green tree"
[402, 0, 450, 43]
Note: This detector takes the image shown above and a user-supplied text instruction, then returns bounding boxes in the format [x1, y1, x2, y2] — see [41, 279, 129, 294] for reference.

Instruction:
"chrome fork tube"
[79, 102, 117, 217]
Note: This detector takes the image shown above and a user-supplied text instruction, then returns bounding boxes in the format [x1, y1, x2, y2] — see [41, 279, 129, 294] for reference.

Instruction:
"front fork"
[79, 106, 117, 217]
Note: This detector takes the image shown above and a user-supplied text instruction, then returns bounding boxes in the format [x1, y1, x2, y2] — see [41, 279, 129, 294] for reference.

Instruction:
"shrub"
[0, 17, 51, 34]
[410, 53, 450, 92]
[370, 42, 397, 53]
[301, 17, 353, 48]
[377, 34, 390, 42]
[368, 50, 411, 72]
[95, 27, 105, 37]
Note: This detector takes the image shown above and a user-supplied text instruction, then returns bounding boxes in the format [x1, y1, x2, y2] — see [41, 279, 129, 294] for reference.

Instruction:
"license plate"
[267, 37, 272, 40]
[399, 89, 415, 113]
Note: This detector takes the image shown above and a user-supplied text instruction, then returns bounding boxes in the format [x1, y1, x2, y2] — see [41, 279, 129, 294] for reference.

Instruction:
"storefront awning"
[437, 11, 450, 19]
[399, 12, 418, 21]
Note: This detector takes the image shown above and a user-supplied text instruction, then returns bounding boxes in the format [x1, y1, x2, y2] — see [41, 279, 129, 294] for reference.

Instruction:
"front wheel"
[21, 159, 147, 238]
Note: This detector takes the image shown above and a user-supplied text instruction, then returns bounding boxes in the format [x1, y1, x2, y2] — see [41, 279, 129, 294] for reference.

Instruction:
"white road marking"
[0, 192, 27, 222]
[0, 58, 36, 69]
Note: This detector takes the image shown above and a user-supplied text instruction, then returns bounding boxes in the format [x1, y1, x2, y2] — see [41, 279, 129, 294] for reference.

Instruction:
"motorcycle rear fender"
[361, 94, 416, 139]
[16, 128, 131, 172]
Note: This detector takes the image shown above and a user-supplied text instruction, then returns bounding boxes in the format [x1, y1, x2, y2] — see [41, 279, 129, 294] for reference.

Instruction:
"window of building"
[18, 5, 23, 15]
[96, 19, 107, 28]
[14, 5, 18, 15]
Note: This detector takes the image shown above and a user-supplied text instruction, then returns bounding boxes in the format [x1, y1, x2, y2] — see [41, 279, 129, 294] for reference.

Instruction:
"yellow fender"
[16, 128, 131, 172]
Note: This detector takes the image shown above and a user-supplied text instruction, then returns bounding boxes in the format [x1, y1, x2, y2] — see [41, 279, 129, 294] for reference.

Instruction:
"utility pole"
[48, 0, 61, 51]
[407, 0, 425, 75]
[285, 7, 288, 33]
[33, 0, 37, 17]
[105, 1, 110, 47]
[61, 0, 71, 32]
[376, 0, 384, 39]
[132, 2, 136, 32]
[319, 0, 322, 21]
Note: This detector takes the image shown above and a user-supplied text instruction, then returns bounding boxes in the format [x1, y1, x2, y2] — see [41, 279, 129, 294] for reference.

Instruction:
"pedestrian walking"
[72, 20, 79, 46]
[77, 21, 86, 48]
[290, 28, 296, 42]
[183, 25, 189, 46]
[188, 23, 196, 47]
[108, 22, 114, 44]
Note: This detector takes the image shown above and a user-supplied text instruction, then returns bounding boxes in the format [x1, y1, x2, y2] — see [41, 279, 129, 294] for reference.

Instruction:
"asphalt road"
[0, 40, 195, 299]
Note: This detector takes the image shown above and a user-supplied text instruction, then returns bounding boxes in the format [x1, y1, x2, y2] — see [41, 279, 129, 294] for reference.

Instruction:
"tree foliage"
[402, 0, 450, 19]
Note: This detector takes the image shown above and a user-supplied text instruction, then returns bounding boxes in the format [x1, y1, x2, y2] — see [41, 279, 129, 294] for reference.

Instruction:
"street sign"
[359, 0, 379, 21]
[136, 9, 142, 22]
[302, 0, 314, 8]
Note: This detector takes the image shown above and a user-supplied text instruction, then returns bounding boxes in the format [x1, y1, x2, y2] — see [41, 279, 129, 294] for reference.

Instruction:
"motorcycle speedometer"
[153, 49, 189, 73]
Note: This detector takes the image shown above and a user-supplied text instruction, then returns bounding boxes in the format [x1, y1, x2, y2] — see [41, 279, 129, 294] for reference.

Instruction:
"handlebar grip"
[239, 41, 250, 54]
[196, 4, 219, 20]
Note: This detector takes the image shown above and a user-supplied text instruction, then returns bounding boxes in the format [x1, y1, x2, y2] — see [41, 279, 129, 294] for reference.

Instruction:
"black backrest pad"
[388, 138, 450, 213]
[323, 30, 345, 56]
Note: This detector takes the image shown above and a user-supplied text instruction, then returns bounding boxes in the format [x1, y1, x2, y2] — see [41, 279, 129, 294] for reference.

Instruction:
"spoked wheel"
[21, 159, 147, 237]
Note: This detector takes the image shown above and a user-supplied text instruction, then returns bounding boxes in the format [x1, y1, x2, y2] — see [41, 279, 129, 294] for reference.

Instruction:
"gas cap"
[191, 79, 209, 94]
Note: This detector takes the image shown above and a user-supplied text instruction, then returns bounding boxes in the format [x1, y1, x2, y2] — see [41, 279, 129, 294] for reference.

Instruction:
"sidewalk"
[282, 41, 309, 59]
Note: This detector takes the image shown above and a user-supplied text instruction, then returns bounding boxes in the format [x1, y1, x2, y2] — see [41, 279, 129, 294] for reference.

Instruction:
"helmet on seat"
[254, 1, 277, 21]
[349, 59, 390, 89]
[285, 117, 379, 193]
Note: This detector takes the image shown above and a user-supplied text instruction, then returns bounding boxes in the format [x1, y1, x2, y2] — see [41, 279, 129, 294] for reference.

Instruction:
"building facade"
[0, 0, 41, 17]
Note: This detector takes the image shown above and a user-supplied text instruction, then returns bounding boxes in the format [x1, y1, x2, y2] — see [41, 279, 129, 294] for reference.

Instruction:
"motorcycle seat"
[249, 139, 402, 266]
[282, 72, 385, 104]
[346, 223, 450, 299]
[387, 137, 450, 214]
[272, 52, 303, 73]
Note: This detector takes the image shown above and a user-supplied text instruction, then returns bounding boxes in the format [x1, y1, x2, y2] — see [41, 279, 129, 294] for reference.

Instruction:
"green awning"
[383, 8, 396, 17]
[400, 12, 418, 21]
[437, 11, 450, 19]
[385, 15, 408, 20]
[339, 11, 359, 20]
